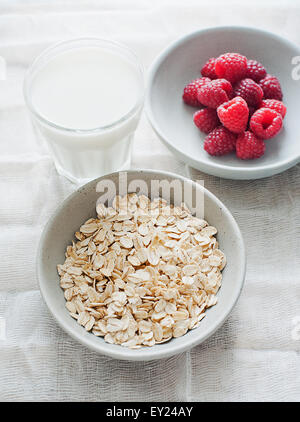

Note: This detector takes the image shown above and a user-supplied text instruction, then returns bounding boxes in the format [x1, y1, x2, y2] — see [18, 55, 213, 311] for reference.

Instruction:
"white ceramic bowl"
[37, 170, 246, 360]
[146, 26, 300, 179]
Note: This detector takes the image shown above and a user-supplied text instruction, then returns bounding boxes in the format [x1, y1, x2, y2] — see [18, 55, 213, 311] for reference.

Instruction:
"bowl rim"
[37, 169, 246, 360]
[145, 25, 300, 178]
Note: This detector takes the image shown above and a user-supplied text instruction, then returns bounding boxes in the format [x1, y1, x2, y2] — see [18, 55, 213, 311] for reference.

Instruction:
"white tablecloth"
[0, 0, 300, 402]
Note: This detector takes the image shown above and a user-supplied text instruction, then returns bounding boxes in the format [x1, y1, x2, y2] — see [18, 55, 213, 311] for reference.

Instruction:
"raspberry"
[236, 131, 265, 159]
[217, 96, 249, 133]
[234, 78, 263, 108]
[182, 77, 211, 106]
[197, 83, 228, 109]
[245, 59, 267, 82]
[204, 126, 237, 156]
[193, 108, 219, 134]
[215, 53, 247, 83]
[201, 58, 218, 79]
[211, 78, 233, 98]
[260, 99, 286, 118]
[250, 108, 283, 139]
[259, 74, 283, 100]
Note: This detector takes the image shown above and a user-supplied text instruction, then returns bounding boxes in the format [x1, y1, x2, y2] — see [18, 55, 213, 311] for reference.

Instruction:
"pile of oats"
[57, 194, 226, 348]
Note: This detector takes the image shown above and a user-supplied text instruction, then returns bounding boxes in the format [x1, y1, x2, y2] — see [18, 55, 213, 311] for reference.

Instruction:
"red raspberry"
[259, 74, 283, 100]
[204, 126, 237, 156]
[234, 78, 263, 108]
[215, 53, 247, 83]
[236, 131, 265, 159]
[182, 77, 211, 106]
[250, 108, 283, 140]
[245, 59, 267, 82]
[217, 96, 249, 133]
[201, 58, 218, 79]
[260, 99, 286, 118]
[193, 108, 219, 134]
[211, 78, 234, 99]
[197, 83, 228, 109]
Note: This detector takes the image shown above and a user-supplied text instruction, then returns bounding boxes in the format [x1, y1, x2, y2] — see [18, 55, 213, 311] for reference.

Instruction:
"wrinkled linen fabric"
[0, 0, 299, 402]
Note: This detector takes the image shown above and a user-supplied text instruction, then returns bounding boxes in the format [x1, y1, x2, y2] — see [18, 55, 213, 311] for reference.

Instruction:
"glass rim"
[23, 37, 144, 133]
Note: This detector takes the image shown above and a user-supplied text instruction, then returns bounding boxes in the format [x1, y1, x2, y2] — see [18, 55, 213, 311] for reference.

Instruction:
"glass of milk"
[24, 38, 144, 183]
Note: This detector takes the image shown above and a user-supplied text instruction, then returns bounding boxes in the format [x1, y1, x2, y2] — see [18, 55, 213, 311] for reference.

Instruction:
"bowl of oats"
[37, 170, 246, 360]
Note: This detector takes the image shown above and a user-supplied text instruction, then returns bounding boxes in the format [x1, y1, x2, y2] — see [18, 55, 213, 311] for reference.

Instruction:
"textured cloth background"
[0, 0, 300, 402]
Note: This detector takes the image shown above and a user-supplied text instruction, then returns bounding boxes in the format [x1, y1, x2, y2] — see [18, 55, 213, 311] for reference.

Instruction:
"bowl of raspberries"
[146, 26, 300, 179]
[184, 52, 286, 160]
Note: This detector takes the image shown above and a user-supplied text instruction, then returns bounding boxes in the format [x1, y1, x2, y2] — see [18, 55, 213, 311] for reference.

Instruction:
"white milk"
[25, 40, 144, 182]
